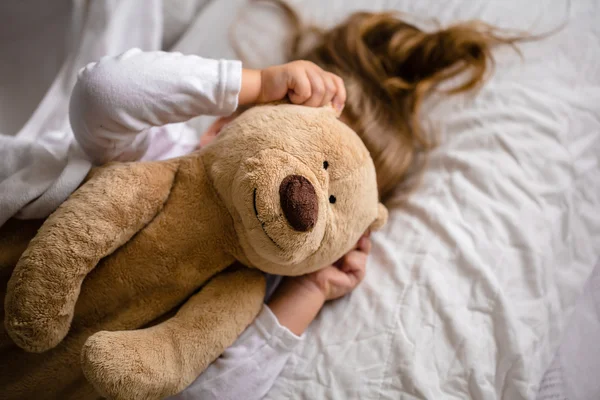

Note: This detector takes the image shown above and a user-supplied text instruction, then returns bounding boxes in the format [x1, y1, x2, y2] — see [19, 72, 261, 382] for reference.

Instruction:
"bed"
[170, 0, 600, 398]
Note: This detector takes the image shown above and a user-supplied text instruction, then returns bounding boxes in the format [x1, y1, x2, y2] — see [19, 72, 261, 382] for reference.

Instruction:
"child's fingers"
[303, 69, 326, 107]
[320, 74, 337, 107]
[330, 73, 346, 113]
[355, 235, 372, 254]
[288, 71, 312, 104]
[341, 251, 367, 285]
[340, 250, 367, 272]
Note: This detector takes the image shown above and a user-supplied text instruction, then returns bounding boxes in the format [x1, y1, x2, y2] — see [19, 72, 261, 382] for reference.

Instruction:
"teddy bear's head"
[202, 104, 387, 275]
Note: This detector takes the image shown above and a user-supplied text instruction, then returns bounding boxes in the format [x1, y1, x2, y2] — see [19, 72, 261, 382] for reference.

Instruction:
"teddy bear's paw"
[5, 258, 75, 352]
[81, 330, 182, 400]
[4, 312, 71, 353]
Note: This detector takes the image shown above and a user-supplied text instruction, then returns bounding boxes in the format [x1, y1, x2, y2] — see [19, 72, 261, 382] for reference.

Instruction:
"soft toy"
[1, 103, 387, 400]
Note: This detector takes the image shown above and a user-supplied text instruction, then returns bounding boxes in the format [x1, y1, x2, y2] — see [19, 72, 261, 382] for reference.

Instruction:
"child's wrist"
[239, 68, 262, 105]
[267, 277, 326, 336]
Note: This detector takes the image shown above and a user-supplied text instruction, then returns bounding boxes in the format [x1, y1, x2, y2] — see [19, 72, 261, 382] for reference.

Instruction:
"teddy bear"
[1, 103, 387, 400]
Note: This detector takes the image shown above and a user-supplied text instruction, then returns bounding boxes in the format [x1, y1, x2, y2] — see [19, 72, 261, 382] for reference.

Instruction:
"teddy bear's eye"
[329, 195, 336, 204]
[323, 161, 329, 170]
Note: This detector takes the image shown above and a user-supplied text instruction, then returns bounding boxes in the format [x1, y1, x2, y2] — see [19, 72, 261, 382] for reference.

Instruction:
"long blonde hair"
[239, 1, 524, 203]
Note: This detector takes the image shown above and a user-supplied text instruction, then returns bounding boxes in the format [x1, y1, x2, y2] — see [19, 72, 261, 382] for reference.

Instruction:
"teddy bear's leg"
[4, 161, 179, 353]
[81, 267, 266, 400]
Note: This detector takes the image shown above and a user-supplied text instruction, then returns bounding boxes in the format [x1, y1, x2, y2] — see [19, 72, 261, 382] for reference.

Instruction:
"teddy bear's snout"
[279, 175, 319, 232]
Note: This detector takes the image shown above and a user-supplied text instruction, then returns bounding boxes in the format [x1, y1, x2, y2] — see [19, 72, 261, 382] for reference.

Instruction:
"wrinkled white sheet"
[173, 0, 600, 398]
[537, 260, 600, 400]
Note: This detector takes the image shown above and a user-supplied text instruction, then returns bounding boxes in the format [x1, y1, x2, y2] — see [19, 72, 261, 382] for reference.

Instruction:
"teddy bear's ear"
[369, 203, 388, 232]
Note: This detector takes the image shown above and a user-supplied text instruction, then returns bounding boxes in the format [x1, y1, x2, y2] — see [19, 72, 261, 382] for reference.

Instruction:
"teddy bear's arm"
[4, 160, 179, 353]
[81, 267, 266, 400]
[0, 218, 44, 277]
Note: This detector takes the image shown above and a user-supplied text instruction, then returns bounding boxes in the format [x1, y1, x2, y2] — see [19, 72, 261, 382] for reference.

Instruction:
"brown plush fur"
[1, 104, 387, 400]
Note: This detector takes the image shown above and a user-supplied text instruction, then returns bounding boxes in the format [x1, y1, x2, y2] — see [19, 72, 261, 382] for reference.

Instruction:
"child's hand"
[267, 232, 371, 335]
[298, 233, 371, 301]
[240, 61, 346, 113]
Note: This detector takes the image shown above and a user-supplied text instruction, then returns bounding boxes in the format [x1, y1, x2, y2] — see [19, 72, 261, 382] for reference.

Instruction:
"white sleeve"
[69, 48, 242, 164]
[168, 305, 302, 400]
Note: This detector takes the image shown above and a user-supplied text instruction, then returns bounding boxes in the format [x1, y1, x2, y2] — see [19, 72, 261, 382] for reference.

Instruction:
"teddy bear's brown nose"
[279, 175, 319, 232]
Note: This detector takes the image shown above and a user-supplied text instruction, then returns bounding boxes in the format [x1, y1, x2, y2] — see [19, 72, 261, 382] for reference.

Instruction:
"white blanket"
[170, 0, 600, 398]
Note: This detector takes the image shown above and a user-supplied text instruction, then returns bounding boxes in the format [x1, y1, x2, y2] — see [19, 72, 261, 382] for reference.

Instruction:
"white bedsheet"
[537, 260, 600, 400]
[174, 0, 600, 398]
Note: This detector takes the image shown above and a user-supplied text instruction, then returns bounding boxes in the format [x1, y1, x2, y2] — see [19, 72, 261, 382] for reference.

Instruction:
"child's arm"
[69, 49, 345, 164]
[70, 48, 240, 164]
[169, 235, 371, 400]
